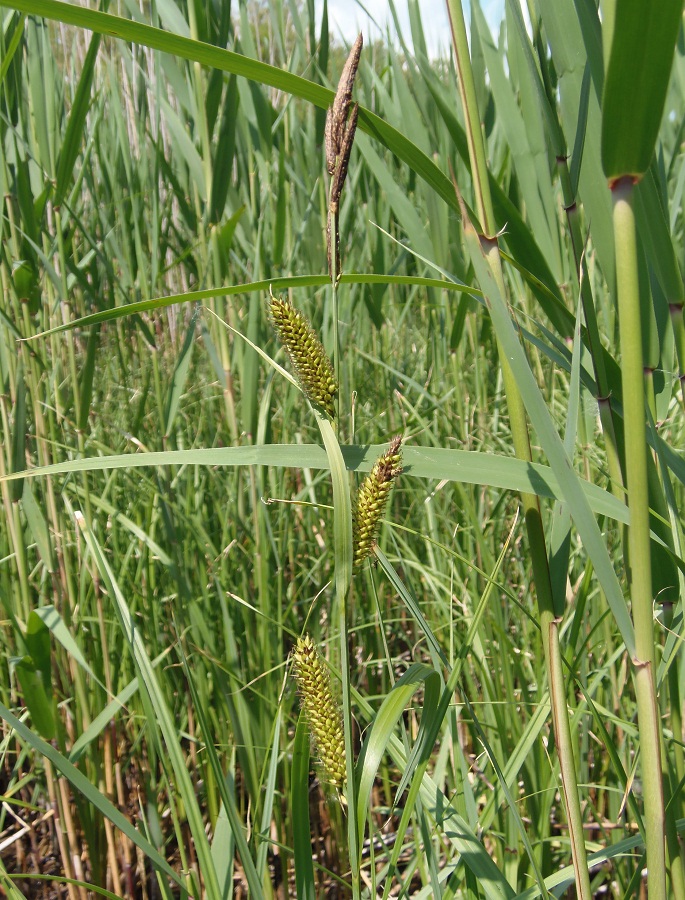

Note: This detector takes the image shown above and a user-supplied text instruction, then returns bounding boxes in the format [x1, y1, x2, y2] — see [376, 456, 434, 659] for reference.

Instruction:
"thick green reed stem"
[445, 1, 592, 895]
[612, 176, 666, 900]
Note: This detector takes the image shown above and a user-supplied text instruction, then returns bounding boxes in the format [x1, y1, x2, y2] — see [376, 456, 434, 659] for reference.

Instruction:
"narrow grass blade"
[21, 481, 53, 571]
[77, 325, 99, 433]
[355, 662, 440, 861]
[292, 711, 316, 900]
[174, 622, 263, 899]
[356, 132, 433, 260]
[68, 663, 166, 763]
[465, 694, 549, 898]
[373, 548, 448, 667]
[601, 0, 682, 179]
[54, 27, 101, 206]
[0, 859, 28, 899]
[70, 504, 222, 898]
[635, 164, 685, 306]
[28, 274, 471, 338]
[0, 10, 25, 83]
[13, 657, 55, 741]
[1, 0, 457, 212]
[10, 361, 27, 503]
[256, 708, 282, 887]
[549, 300, 583, 612]
[478, 698, 551, 832]
[0, 445, 630, 523]
[209, 75, 239, 223]
[0, 703, 184, 889]
[351, 686, 516, 900]
[211, 802, 235, 900]
[164, 307, 199, 437]
[461, 204, 635, 654]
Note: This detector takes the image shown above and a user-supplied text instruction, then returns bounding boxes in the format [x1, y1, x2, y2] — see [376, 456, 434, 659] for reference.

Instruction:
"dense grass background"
[0, 0, 684, 897]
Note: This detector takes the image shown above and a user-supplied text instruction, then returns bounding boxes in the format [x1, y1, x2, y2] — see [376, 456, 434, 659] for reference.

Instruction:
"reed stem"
[612, 176, 666, 899]
[445, 0, 592, 894]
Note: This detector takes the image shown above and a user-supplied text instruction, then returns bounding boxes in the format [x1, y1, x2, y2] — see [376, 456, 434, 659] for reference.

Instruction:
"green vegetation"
[0, 0, 684, 897]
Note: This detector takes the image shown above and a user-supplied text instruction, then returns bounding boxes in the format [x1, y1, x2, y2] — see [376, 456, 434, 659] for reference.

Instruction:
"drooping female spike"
[269, 295, 338, 418]
[293, 635, 346, 787]
[353, 436, 403, 566]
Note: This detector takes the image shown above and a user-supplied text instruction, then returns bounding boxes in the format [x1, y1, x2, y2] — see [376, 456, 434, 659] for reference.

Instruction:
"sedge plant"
[0, 1, 684, 898]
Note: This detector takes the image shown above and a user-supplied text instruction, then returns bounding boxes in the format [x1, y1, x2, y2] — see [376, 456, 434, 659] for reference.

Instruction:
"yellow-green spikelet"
[293, 635, 346, 787]
[353, 435, 403, 566]
[269, 296, 337, 418]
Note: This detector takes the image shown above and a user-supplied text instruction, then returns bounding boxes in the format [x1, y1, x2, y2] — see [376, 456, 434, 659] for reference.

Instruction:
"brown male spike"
[325, 34, 363, 281]
[327, 33, 363, 164]
[324, 106, 337, 175]
[330, 102, 359, 211]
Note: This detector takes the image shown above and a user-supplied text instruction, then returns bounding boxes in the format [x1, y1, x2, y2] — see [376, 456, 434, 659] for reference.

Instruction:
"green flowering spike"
[293, 634, 346, 787]
[353, 435, 403, 567]
[269, 295, 338, 418]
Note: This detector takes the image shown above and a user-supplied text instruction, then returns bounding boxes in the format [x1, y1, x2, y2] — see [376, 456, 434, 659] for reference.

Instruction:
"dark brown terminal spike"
[330, 103, 359, 209]
[324, 106, 337, 175]
[325, 33, 363, 168]
[325, 33, 362, 281]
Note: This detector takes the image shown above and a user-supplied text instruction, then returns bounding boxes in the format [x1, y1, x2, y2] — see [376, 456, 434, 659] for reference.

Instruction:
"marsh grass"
[0, 0, 684, 898]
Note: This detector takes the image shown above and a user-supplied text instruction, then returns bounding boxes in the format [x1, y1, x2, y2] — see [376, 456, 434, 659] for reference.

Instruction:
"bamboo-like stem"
[551, 38, 682, 894]
[445, 1, 592, 895]
[612, 176, 666, 899]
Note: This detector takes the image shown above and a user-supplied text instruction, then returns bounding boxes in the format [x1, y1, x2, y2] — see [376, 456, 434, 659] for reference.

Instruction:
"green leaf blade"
[601, 0, 682, 179]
